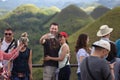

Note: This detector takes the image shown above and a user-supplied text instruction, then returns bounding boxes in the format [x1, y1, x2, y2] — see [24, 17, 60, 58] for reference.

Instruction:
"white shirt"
[0, 38, 12, 70]
[1, 39, 11, 51]
[76, 48, 89, 73]
[58, 43, 70, 69]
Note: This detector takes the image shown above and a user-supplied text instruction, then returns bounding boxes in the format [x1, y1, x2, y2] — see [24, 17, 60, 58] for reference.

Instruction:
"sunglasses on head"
[4, 33, 12, 36]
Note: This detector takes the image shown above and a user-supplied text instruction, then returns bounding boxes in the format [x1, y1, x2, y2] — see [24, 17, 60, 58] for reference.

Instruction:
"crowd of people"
[0, 22, 120, 80]
[40, 23, 120, 80]
[76, 25, 120, 80]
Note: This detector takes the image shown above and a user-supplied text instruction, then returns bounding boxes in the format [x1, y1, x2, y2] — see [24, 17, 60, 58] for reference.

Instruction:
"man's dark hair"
[106, 42, 117, 61]
[5, 27, 13, 31]
[50, 22, 58, 26]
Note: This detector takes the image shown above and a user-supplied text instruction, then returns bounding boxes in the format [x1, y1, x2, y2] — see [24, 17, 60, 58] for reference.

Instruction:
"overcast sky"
[0, 0, 98, 9]
[0, 0, 117, 9]
[0, 0, 98, 3]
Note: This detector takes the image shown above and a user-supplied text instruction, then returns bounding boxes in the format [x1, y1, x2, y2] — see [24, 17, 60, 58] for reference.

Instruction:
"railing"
[32, 64, 78, 68]
[32, 64, 78, 80]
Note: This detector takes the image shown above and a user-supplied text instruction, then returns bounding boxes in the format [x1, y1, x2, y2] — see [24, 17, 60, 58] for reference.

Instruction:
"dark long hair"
[75, 34, 89, 53]
[106, 42, 117, 61]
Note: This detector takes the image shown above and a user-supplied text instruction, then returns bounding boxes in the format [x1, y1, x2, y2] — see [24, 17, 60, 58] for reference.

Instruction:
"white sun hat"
[97, 25, 113, 37]
[92, 40, 110, 51]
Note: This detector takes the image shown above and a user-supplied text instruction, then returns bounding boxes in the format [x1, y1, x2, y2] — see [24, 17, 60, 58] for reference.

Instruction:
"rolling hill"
[90, 5, 111, 19]
[69, 6, 120, 45]
[13, 4, 60, 15]
[43, 4, 94, 35]
[0, 9, 9, 17]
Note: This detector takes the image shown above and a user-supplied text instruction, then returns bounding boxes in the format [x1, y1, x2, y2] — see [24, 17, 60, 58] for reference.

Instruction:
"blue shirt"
[115, 39, 120, 57]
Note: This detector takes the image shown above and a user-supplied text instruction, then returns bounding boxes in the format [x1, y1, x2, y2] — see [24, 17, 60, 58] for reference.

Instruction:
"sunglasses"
[4, 33, 12, 36]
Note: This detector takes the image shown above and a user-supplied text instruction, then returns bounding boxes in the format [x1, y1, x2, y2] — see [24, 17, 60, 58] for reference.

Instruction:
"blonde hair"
[19, 32, 29, 44]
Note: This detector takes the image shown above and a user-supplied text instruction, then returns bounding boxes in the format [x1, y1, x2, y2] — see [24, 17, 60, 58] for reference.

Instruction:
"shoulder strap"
[86, 57, 96, 80]
[13, 39, 18, 48]
[65, 57, 69, 66]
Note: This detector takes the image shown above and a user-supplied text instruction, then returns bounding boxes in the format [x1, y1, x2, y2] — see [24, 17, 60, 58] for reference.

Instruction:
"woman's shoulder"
[78, 48, 86, 52]
[61, 43, 70, 53]
[62, 43, 69, 48]
[77, 48, 88, 56]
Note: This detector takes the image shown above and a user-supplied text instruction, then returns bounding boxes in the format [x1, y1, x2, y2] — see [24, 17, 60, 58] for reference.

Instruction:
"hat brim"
[97, 28, 113, 37]
[92, 44, 108, 51]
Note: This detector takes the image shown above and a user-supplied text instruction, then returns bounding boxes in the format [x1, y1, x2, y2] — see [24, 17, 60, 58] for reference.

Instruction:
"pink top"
[0, 48, 19, 61]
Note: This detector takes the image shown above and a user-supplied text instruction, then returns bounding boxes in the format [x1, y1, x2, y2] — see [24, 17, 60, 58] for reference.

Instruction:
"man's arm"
[29, 50, 33, 80]
[40, 33, 49, 44]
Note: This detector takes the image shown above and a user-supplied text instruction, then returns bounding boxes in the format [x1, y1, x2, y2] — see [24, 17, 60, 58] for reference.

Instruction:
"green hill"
[13, 4, 60, 15]
[40, 6, 60, 15]
[43, 4, 94, 35]
[70, 6, 120, 44]
[68, 6, 120, 80]
[13, 4, 40, 14]
[0, 9, 9, 17]
[90, 5, 111, 19]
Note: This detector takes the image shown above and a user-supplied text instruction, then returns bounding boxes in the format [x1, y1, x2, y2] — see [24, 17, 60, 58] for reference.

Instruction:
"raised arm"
[3, 48, 19, 60]
[3, 42, 23, 60]
[40, 33, 51, 44]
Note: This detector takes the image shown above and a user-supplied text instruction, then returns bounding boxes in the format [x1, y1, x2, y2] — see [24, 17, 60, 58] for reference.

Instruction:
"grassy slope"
[69, 6, 120, 80]
[90, 5, 111, 19]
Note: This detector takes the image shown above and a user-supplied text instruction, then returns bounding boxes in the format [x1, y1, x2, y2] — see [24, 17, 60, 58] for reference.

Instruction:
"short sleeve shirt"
[76, 48, 89, 73]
